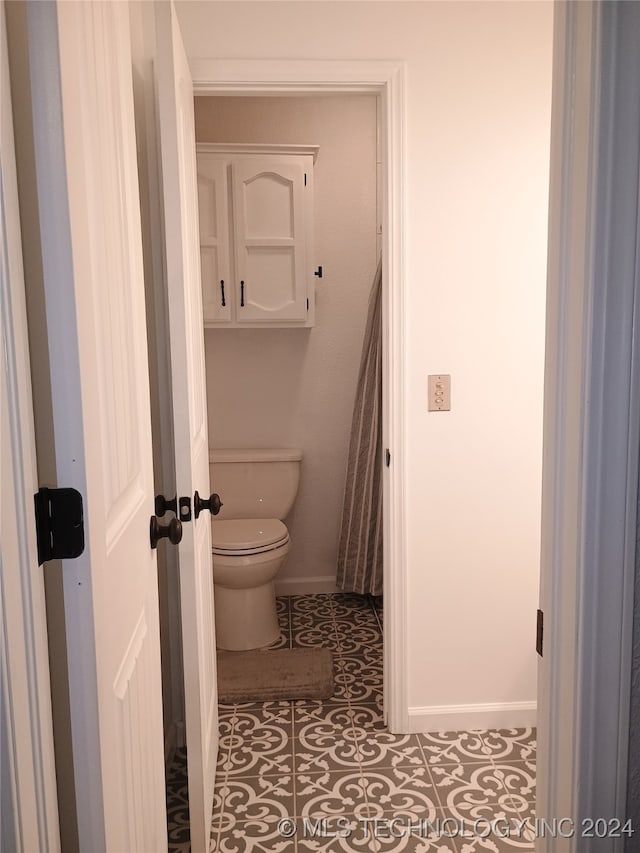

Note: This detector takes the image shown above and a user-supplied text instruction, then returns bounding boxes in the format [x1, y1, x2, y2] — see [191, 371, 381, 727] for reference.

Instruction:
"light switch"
[428, 374, 451, 411]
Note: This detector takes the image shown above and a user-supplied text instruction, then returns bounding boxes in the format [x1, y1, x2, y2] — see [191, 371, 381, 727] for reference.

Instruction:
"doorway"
[187, 60, 407, 736]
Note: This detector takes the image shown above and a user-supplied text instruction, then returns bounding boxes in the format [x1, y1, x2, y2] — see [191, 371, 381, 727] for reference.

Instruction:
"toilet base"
[214, 580, 280, 650]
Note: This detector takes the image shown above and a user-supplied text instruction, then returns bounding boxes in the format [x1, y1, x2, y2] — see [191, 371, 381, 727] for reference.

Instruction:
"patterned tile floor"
[167, 594, 536, 852]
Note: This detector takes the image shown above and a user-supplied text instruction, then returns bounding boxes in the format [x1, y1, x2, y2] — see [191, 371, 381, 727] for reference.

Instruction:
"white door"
[155, 4, 219, 852]
[0, 2, 60, 848]
[233, 159, 308, 322]
[23, 2, 167, 849]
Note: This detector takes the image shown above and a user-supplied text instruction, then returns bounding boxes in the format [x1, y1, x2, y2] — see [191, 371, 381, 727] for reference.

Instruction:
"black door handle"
[154, 494, 177, 517]
[194, 491, 223, 519]
[150, 516, 182, 549]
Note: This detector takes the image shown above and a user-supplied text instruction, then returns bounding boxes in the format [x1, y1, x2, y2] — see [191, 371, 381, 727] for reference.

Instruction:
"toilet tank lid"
[209, 448, 303, 463]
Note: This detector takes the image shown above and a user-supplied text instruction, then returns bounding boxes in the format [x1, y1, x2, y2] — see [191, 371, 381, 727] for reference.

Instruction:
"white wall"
[178, 0, 553, 727]
[195, 95, 378, 592]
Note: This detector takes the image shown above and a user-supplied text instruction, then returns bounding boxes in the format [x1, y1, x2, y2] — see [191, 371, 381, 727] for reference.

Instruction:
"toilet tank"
[209, 449, 303, 519]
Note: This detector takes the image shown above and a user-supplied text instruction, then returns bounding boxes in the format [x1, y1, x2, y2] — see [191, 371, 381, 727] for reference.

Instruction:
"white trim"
[274, 576, 339, 596]
[190, 57, 408, 732]
[538, 3, 640, 848]
[407, 702, 537, 735]
[197, 142, 319, 163]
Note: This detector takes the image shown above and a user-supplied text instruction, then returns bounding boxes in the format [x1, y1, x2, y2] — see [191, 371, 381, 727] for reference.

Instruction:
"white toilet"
[210, 448, 303, 650]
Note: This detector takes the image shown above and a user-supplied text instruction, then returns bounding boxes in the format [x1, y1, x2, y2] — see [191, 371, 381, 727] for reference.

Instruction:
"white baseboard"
[407, 701, 537, 734]
[274, 575, 339, 595]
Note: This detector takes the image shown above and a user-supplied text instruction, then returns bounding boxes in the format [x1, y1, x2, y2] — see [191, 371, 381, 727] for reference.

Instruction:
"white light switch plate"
[428, 374, 451, 411]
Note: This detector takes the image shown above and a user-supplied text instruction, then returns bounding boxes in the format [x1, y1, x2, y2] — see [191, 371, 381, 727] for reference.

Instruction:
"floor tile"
[361, 766, 439, 817]
[291, 616, 339, 651]
[492, 764, 535, 804]
[167, 594, 537, 853]
[347, 702, 387, 732]
[479, 730, 536, 766]
[418, 732, 493, 767]
[332, 621, 382, 655]
[294, 707, 361, 773]
[355, 732, 425, 771]
[429, 763, 523, 825]
[295, 770, 370, 819]
[210, 815, 298, 852]
[333, 653, 383, 704]
[290, 595, 336, 620]
[216, 775, 295, 825]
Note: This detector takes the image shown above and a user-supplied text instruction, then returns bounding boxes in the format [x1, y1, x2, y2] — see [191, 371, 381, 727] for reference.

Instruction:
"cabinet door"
[197, 157, 231, 322]
[232, 159, 308, 322]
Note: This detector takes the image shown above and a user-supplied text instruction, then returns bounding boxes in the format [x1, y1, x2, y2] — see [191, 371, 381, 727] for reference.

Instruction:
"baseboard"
[274, 575, 339, 595]
[407, 701, 537, 734]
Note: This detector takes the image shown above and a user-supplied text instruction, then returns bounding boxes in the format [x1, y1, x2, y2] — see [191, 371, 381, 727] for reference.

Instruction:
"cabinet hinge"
[34, 487, 85, 565]
[536, 609, 544, 657]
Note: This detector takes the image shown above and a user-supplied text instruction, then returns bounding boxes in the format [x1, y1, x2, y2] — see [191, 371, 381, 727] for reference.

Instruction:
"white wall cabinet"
[197, 144, 318, 327]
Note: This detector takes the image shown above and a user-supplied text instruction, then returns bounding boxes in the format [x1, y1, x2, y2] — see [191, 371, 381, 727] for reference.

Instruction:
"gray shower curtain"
[336, 259, 383, 596]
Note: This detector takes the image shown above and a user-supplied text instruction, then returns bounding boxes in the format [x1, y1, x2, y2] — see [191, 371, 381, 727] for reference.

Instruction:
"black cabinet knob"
[194, 491, 223, 519]
[150, 516, 182, 549]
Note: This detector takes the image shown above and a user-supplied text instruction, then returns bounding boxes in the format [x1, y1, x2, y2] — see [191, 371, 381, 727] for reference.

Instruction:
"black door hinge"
[385, 449, 391, 467]
[34, 487, 85, 565]
[536, 609, 544, 657]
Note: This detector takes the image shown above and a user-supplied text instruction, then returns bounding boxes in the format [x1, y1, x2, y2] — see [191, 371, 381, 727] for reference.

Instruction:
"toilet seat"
[212, 518, 289, 557]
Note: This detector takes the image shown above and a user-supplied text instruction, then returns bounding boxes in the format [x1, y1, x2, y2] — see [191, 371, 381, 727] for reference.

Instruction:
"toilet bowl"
[210, 449, 302, 650]
[212, 519, 290, 650]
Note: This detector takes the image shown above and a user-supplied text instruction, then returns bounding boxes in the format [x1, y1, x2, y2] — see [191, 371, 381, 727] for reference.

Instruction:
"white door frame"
[189, 58, 408, 730]
[537, 2, 639, 848]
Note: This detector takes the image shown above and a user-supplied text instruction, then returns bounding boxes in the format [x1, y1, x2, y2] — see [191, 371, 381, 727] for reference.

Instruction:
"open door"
[155, 3, 219, 851]
[1, 2, 60, 848]
[18, 2, 167, 849]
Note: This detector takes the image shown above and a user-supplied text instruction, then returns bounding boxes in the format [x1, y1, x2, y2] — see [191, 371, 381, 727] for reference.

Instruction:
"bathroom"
[198, 93, 381, 614]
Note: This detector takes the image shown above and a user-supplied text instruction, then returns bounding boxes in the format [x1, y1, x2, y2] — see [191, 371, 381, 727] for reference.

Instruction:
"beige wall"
[179, 0, 553, 724]
[196, 95, 378, 591]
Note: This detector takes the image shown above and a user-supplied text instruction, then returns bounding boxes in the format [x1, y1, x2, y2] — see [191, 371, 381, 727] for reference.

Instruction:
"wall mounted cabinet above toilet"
[197, 143, 318, 328]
